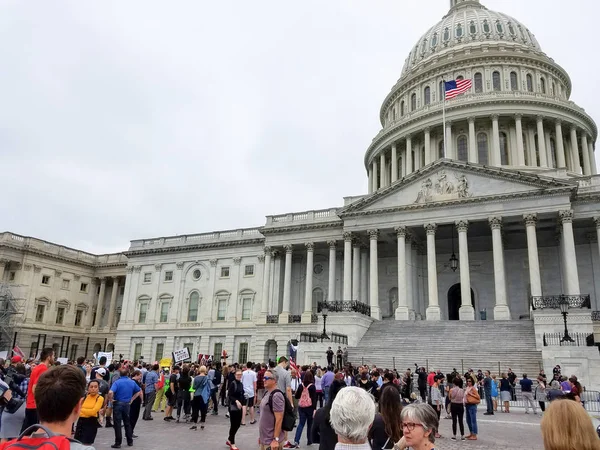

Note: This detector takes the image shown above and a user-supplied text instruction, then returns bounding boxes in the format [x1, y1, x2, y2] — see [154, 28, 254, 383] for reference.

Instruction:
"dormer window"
[508, 22, 516, 36]
[431, 32, 438, 48]
[469, 21, 477, 35]
[443, 27, 450, 43]
[456, 23, 463, 38]
[421, 38, 428, 55]
[483, 20, 491, 34]
[496, 20, 504, 34]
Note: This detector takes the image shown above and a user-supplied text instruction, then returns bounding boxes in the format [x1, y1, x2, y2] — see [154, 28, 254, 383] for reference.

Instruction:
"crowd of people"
[0, 351, 598, 450]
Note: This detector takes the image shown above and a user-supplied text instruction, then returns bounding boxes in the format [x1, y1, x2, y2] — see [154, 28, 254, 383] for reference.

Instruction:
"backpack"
[213, 370, 222, 387]
[298, 384, 313, 408]
[268, 389, 296, 431]
[0, 425, 73, 450]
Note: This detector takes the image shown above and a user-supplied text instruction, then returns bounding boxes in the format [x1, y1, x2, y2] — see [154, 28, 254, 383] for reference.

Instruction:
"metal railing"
[592, 311, 600, 322]
[300, 331, 348, 344]
[288, 315, 302, 324]
[311, 314, 319, 324]
[266, 315, 279, 324]
[543, 332, 595, 347]
[317, 301, 371, 317]
[531, 294, 591, 310]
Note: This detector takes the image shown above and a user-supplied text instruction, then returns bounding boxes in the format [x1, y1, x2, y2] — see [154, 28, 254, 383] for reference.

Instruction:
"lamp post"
[559, 298, 574, 343]
[321, 303, 330, 343]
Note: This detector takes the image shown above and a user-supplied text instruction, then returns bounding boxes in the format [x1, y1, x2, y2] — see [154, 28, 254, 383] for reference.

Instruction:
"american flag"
[444, 79, 473, 100]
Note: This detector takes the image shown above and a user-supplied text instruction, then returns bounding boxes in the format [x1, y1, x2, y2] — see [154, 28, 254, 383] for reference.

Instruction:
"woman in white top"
[315, 369, 324, 408]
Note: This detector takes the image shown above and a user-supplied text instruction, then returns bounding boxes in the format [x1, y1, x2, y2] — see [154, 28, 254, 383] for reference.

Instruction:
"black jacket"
[312, 406, 337, 450]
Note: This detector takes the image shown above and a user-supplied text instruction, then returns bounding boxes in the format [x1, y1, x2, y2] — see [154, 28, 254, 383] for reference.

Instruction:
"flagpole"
[442, 79, 447, 159]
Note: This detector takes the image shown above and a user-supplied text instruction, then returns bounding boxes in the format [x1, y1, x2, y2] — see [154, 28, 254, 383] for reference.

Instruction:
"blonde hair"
[198, 365, 207, 375]
[541, 400, 600, 450]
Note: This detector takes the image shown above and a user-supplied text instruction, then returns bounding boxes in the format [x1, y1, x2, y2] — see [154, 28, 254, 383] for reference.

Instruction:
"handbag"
[466, 388, 481, 405]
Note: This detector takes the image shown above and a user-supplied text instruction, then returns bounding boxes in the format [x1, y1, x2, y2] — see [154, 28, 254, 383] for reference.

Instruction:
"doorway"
[447, 283, 475, 320]
[264, 340, 277, 364]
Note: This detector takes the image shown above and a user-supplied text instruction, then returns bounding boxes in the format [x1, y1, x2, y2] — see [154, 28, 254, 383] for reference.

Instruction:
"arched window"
[400, 101, 405, 116]
[469, 21, 477, 35]
[443, 27, 450, 43]
[523, 133, 529, 165]
[540, 77, 546, 94]
[438, 140, 445, 159]
[457, 135, 468, 162]
[492, 71, 501, 91]
[510, 71, 518, 91]
[550, 138, 557, 168]
[508, 22, 516, 36]
[477, 132, 489, 165]
[188, 291, 199, 322]
[431, 32, 438, 49]
[526, 74, 533, 92]
[411, 93, 417, 111]
[424, 86, 431, 105]
[496, 20, 504, 34]
[474, 72, 483, 93]
[456, 75, 464, 81]
[456, 23, 463, 38]
[483, 20, 491, 34]
[499, 132, 509, 165]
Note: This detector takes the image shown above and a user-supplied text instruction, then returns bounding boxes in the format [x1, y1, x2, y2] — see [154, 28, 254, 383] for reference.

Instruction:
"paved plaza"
[91, 408, 548, 450]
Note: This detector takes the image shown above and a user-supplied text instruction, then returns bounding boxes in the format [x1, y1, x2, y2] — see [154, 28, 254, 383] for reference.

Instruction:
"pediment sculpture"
[415, 171, 471, 204]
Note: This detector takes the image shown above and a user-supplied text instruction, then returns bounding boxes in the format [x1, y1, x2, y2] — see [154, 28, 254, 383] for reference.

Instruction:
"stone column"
[536, 117, 548, 167]
[489, 217, 510, 320]
[515, 115, 525, 166]
[424, 128, 432, 165]
[581, 134, 591, 176]
[368, 167, 373, 194]
[327, 241, 337, 302]
[302, 242, 314, 323]
[555, 121, 566, 169]
[455, 221, 474, 320]
[424, 224, 441, 320]
[570, 127, 580, 173]
[468, 118, 477, 163]
[368, 230, 380, 320]
[406, 240, 414, 319]
[589, 139, 597, 175]
[524, 214, 542, 298]
[559, 210, 580, 295]
[394, 227, 409, 320]
[414, 145, 421, 171]
[0, 259, 7, 281]
[93, 277, 107, 330]
[492, 115, 501, 166]
[445, 122, 453, 159]
[360, 248, 368, 302]
[280, 244, 293, 320]
[528, 127, 537, 167]
[594, 218, 600, 267]
[352, 242, 360, 301]
[380, 153, 387, 188]
[343, 233, 353, 301]
[372, 161, 379, 191]
[261, 247, 272, 314]
[391, 144, 398, 183]
[406, 136, 413, 175]
[106, 277, 120, 330]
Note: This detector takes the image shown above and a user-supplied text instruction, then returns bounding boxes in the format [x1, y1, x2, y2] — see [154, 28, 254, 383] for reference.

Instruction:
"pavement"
[91, 407, 546, 450]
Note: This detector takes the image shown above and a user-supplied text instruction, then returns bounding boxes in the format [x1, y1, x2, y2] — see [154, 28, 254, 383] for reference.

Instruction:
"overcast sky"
[2, 0, 598, 254]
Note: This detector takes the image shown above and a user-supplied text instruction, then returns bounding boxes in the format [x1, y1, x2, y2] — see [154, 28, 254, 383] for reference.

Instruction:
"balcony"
[317, 301, 371, 317]
[531, 295, 591, 310]
[266, 315, 279, 324]
[543, 332, 595, 347]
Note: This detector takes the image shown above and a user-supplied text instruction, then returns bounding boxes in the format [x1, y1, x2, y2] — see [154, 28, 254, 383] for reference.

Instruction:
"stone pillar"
[445, 122, 453, 159]
[372, 161, 379, 191]
[555, 121, 566, 168]
[455, 220, 474, 320]
[380, 153, 387, 188]
[406, 240, 414, 319]
[424, 128, 432, 165]
[559, 210, 580, 295]
[489, 217, 510, 320]
[528, 127, 537, 167]
[394, 227, 409, 320]
[589, 139, 597, 175]
[368, 229, 381, 320]
[327, 241, 337, 302]
[414, 145, 422, 171]
[424, 224, 441, 320]
[280, 245, 293, 320]
[515, 115, 525, 166]
[93, 277, 107, 330]
[368, 167, 373, 194]
[391, 144, 398, 183]
[570, 127, 580, 173]
[491, 115, 501, 166]
[261, 247, 272, 314]
[406, 136, 413, 175]
[343, 233, 352, 301]
[360, 248, 368, 303]
[468, 118, 477, 163]
[595, 218, 600, 268]
[302, 242, 314, 323]
[0, 259, 7, 282]
[536, 116, 548, 167]
[106, 277, 120, 330]
[352, 242, 360, 301]
[524, 214, 542, 298]
[581, 134, 591, 176]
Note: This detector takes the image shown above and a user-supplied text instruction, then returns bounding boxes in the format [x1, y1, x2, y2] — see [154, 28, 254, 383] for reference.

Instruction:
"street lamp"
[559, 298, 574, 343]
[321, 303, 330, 342]
[449, 225, 458, 272]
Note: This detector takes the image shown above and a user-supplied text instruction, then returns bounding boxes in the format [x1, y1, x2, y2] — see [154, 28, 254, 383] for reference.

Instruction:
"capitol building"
[2, 0, 600, 384]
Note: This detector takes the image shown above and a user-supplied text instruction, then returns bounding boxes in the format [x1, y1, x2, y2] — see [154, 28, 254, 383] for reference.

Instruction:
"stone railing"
[317, 301, 371, 317]
[543, 332, 595, 347]
[531, 295, 591, 310]
[266, 208, 340, 226]
[266, 315, 279, 324]
[129, 227, 263, 249]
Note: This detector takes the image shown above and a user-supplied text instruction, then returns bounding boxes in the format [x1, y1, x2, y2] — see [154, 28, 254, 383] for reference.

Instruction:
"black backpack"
[214, 370, 222, 386]
[268, 389, 295, 431]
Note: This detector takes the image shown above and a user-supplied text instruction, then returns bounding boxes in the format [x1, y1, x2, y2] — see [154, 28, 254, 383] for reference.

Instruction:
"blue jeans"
[113, 402, 133, 445]
[465, 404, 478, 435]
[294, 407, 314, 445]
[485, 391, 493, 413]
[323, 386, 330, 404]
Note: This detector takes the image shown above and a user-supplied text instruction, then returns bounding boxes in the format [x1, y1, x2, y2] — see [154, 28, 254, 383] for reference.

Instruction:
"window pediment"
[75, 302, 89, 312]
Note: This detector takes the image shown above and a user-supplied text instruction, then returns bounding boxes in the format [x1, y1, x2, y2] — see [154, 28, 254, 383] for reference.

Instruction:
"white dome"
[400, 0, 543, 80]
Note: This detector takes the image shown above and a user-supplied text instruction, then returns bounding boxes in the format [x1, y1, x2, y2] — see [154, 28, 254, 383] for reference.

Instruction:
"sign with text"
[96, 352, 113, 363]
[172, 347, 191, 363]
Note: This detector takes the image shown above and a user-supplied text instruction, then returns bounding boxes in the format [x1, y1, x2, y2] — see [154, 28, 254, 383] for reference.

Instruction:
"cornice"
[124, 238, 265, 257]
[259, 221, 343, 236]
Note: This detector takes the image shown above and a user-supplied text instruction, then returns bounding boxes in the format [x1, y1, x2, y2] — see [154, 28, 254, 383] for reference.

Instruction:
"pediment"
[341, 160, 576, 215]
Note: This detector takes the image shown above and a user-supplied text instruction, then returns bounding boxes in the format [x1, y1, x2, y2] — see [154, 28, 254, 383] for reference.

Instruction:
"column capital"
[536, 115, 544, 123]
[154, 263, 162, 271]
[176, 261, 185, 270]
[258, 254, 266, 263]
[395, 226, 408, 238]
[99, 276, 107, 283]
[0, 259, 8, 267]
[424, 127, 431, 133]
[133, 265, 142, 273]
[54, 269, 62, 277]
[555, 119, 562, 127]
[570, 125, 578, 134]
[233, 257, 242, 265]
[264, 245, 272, 254]
[467, 117, 475, 124]
[445, 121, 452, 128]
[488, 216, 503, 230]
[587, 232, 598, 243]
[594, 217, 600, 229]
[327, 240, 337, 250]
[305, 242, 315, 251]
[343, 232, 353, 242]
[424, 223, 437, 235]
[209, 259, 218, 267]
[559, 210, 574, 224]
[523, 213, 538, 226]
[391, 142, 397, 150]
[112, 276, 120, 283]
[455, 220, 469, 232]
[491, 114, 499, 121]
[126, 266, 135, 274]
[368, 229, 379, 240]
[514, 113, 523, 120]
[284, 244, 293, 254]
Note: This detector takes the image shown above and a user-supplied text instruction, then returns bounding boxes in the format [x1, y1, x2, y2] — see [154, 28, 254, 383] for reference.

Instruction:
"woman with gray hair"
[330, 386, 376, 449]
[394, 403, 438, 450]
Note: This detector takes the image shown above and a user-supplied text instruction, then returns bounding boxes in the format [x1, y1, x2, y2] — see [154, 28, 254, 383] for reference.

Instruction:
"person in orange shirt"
[21, 347, 54, 433]
[75, 380, 104, 445]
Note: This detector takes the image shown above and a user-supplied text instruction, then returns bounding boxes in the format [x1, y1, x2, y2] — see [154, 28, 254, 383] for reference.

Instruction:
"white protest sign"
[172, 347, 191, 363]
[57, 357, 68, 365]
[97, 352, 113, 362]
[0, 351, 7, 360]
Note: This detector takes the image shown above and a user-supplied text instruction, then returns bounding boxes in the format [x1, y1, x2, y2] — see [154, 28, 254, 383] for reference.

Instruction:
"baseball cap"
[96, 367, 107, 376]
[277, 356, 288, 364]
[11, 356, 22, 364]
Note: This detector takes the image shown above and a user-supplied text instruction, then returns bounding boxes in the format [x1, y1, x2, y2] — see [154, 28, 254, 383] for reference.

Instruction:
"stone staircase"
[347, 320, 543, 376]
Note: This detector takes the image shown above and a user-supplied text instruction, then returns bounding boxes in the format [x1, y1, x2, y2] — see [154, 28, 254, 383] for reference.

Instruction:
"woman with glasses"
[394, 403, 439, 450]
[226, 369, 244, 450]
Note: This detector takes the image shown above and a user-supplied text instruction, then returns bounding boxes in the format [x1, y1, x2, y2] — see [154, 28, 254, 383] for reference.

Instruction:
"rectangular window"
[244, 265, 254, 276]
[74, 310, 83, 326]
[155, 343, 164, 362]
[220, 266, 230, 278]
[80, 283, 88, 293]
[30, 342, 38, 358]
[238, 342, 248, 364]
[133, 343, 143, 361]
[56, 307, 65, 325]
[143, 273, 152, 283]
[9, 271, 15, 281]
[35, 304, 45, 323]
[217, 299, 227, 321]
[213, 343, 223, 360]
[138, 303, 148, 323]
[41, 275, 51, 285]
[159, 302, 169, 323]
[164, 271, 173, 282]
[242, 298, 252, 320]
[69, 345, 78, 361]
[62, 279, 70, 289]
